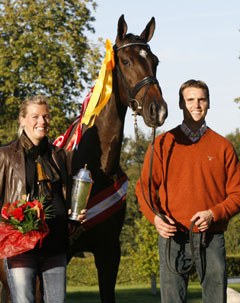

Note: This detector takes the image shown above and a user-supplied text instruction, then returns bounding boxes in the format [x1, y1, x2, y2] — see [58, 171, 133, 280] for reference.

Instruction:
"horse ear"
[116, 14, 128, 43]
[140, 17, 156, 42]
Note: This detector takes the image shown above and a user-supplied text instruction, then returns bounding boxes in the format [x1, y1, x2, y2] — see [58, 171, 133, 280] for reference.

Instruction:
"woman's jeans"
[159, 232, 227, 303]
[4, 253, 67, 303]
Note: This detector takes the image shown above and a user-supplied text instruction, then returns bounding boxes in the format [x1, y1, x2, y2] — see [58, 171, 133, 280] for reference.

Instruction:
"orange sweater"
[135, 126, 240, 233]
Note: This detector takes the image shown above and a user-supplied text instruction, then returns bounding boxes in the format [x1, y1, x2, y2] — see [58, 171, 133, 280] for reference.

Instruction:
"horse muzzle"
[142, 99, 168, 128]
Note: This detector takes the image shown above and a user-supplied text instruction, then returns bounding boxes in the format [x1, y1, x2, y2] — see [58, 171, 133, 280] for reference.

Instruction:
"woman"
[0, 96, 69, 303]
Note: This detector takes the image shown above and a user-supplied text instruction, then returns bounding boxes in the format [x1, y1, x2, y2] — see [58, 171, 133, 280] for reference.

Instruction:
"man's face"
[181, 87, 209, 129]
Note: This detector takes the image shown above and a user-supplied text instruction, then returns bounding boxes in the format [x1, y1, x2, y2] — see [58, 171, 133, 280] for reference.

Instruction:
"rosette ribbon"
[53, 39, 115, 150]
[81, 38, 115, 127]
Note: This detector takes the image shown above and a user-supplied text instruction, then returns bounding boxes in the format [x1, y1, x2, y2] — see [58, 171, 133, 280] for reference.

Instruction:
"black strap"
[131, 76, 158, 99]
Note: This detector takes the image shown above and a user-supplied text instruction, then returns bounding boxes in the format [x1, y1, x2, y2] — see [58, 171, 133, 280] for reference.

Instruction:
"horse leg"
[69, 206, 126, 303]
[69, 227, 119, 303]
[93, 237, 121, 303]
[0, 259, 11, 303]
[91, 206, 126, 303]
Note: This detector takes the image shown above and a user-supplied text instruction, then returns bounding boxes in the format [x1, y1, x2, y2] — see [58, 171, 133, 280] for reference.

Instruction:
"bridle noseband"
[131, 76, 158, 100]
[113, 42, 160, 111]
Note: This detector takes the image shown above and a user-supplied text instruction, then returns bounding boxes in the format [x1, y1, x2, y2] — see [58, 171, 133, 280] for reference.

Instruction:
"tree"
[0, 0, 102, 143]
[120, 130, 154, 255]
[131, 216, 159, 294]
[225, 214, 240, 255]
[119, 130, 162, 294]
[235, 31, 240, 107]
[224, 129, 240, 255]
[226, 128, 240, 159]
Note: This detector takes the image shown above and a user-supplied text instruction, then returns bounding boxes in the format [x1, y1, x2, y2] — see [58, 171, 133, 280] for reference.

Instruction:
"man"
[135, 79, 240, 303]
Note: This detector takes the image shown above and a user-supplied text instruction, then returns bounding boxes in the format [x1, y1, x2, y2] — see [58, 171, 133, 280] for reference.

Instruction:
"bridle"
[113, 42, 160, 111]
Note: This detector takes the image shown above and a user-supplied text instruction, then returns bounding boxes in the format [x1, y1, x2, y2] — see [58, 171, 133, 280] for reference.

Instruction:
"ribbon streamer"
[81, 39, 115, 127]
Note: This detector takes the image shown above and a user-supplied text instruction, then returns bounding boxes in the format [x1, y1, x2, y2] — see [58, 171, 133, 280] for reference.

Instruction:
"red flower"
[12, 207, 25, 221]
[1, 202, 11, 220]
[0, 196, 53, 234]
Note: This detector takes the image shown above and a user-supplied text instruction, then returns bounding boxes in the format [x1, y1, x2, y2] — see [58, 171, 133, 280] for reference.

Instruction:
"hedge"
[67, 254, 240, 286]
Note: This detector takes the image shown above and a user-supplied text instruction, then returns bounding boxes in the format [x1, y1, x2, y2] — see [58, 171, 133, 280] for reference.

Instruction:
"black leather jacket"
[0, 138, 69, 210]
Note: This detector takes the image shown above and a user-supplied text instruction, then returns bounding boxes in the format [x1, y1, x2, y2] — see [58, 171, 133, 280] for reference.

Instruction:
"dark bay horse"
[0, 14, 167, 303]
[65, 14, 168, 303]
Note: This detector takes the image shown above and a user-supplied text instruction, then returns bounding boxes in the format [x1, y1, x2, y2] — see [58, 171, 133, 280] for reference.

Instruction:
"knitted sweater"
[135, 126, 240, 233]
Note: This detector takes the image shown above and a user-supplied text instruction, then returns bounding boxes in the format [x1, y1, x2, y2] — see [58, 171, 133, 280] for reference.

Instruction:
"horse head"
[114, 14, 168, 128]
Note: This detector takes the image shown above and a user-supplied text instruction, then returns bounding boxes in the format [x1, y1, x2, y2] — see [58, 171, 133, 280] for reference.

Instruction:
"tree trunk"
[150, 273, 157, 295]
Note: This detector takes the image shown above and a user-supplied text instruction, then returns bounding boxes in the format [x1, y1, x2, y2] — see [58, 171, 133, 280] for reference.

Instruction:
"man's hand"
[191, 210, 214, 232]
[154, 215, 177, 238]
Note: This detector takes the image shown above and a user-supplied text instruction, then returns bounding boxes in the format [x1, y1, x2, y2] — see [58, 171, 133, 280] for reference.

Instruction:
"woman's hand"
[77, 209, 87, 223]
[68, 208, 87, 224]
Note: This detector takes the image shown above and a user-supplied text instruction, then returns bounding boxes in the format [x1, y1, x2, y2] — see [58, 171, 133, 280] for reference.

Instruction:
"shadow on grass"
[66, 283, 240, 303]
[66, 285, 203, 303]
[66, 287, 161, 303]
[66, 289, 100, 303]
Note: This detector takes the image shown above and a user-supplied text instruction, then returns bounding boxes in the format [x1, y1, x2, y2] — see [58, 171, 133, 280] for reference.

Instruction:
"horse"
[64, 14, 168, 303]
[0, 14, 167, 303]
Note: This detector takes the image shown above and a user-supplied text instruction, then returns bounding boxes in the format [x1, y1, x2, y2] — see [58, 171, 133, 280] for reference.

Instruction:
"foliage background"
[0, 0, 102, 144]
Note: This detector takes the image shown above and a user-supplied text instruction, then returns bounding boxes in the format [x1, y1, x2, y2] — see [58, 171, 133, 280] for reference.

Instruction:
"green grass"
[67, 282, 240, 303]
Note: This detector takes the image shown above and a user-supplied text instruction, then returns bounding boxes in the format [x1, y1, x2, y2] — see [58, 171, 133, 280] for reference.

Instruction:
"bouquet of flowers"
[0, 195, 53, 258]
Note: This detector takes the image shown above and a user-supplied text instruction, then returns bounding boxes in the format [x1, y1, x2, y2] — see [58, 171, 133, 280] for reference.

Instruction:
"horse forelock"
[124, 33, 146, 43]
[114, 33, 150, 52]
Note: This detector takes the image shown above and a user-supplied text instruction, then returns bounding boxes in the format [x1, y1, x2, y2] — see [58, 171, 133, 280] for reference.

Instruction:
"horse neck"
[94, 92, 127, 176]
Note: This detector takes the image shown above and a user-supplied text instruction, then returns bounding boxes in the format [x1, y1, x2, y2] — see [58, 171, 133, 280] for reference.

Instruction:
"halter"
[114, 42, 159, 110]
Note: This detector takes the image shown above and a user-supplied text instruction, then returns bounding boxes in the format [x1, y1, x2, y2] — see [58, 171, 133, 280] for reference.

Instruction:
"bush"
[226, 256, 240, 277]
[67, 254, 98, 286]
[67, 254, 240, 286]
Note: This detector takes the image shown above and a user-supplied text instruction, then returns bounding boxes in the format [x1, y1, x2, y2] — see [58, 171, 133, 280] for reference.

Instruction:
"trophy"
[69, 164, 93, 221]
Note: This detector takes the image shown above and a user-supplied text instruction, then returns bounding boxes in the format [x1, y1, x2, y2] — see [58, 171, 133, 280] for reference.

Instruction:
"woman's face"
[20, 104, 50, 145]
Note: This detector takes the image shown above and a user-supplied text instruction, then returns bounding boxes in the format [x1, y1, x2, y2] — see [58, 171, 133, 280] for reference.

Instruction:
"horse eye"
[122, 59, 129, 66]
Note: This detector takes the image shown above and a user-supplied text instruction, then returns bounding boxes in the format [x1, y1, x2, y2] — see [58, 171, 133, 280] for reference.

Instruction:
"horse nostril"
[149, 103, 157, 119]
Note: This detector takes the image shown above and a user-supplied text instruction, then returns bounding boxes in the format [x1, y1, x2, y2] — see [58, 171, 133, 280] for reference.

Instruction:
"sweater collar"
[180, 121, 207, 142]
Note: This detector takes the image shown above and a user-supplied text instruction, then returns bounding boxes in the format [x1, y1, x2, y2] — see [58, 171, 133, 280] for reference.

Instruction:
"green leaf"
[0, 0, 102, 144]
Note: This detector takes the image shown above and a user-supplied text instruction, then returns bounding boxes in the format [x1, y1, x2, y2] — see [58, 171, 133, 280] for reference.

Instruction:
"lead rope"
[134, 115, 206, 279]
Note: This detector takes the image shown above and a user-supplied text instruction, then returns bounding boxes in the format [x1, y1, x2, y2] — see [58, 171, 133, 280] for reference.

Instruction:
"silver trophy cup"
[69, 164, 93, 221]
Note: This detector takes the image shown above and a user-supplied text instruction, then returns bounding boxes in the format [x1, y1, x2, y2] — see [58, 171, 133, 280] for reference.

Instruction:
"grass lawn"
[66, 282, 240, 303]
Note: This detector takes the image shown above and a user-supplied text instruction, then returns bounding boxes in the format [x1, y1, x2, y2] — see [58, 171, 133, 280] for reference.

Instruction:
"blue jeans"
[4, 253, 67, 303]
[159, 232, 227, 303]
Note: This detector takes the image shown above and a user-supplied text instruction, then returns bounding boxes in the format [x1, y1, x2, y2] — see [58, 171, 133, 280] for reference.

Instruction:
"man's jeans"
[159, 232, 227, 303]
[4, 253, 67, 303]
